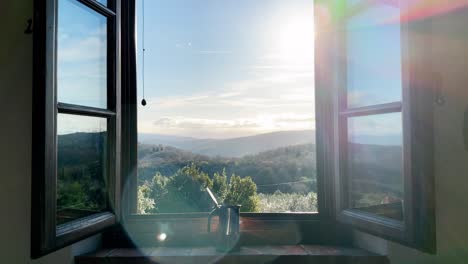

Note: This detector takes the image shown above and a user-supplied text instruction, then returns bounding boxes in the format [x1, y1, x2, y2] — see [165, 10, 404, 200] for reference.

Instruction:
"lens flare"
[157, 233, 167, 242]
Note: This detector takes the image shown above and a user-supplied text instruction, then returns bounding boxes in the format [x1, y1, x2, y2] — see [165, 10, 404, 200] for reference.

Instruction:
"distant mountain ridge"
[56, 132, 402, 199]
[138, 142, 317, 194]
[139, 130, 316, 157]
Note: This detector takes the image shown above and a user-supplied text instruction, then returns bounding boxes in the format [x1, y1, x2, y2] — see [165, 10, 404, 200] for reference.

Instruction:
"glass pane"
[347, 113, 404, 221]
[96, 0, 107, 6]
[57, 114, 108, 225]
[57, 0, 107, 108]
[136, 0, 316, 214]
[346, 1, 402, 108]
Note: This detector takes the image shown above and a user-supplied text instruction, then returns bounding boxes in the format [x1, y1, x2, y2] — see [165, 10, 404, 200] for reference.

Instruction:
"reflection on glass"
[136, 0, 317, 214]
[347, 113, 404, 220]
[57, 0, 107, 108]
[96, 0, 107, 6]
[57, 114, 108, 226]
[346, 1, 402, 108]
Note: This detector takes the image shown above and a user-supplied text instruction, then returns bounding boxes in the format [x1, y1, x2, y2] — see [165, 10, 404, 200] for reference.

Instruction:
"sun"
[276, 12, 315, 63]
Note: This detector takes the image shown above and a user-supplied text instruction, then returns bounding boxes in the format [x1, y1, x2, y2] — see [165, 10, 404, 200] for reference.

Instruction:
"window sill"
[75, 245, 388, 264]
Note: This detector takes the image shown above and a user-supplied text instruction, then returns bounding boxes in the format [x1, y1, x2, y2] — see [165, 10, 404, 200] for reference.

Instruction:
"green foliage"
[139, 164, 261, 213]
[137, 183, 155, 214]
[56, 132, 108, 224]
[224, 175, 259, 212]
[212, 169, 228, 202]
[146, 163, 212, 212]
[354, 192, 389, 208]
[137, 141, 324, 213]
[166, 163, 213, 212]
[57, 181, 89, 210]
[257, 191, 317, 213]
[138, 143, 317, 195]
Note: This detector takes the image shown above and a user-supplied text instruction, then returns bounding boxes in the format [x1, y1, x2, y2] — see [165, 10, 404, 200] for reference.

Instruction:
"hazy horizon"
[138, 128, 315, 140]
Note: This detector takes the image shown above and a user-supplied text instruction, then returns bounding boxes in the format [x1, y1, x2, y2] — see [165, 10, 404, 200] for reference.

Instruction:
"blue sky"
[57, 0, 107, 109]
[136, 0, 317, 138]
[346, 1, 402, 108]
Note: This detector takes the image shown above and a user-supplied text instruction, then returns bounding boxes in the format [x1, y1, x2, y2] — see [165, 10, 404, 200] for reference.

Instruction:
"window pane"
[96, 0, 107, 6]
[57, 0, 107, 108]
[136, 0, 316, 214]
[57, 114, 108, 225]
[347, 113, 404, 221]
[346, 1, 402, 108]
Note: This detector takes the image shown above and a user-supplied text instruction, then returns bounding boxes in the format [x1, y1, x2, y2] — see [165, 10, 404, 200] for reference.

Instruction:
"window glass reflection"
[57, 0, 107, 108]
[96, 0, 108, 6]
[346, 1, 402, 108]
[347, 113, 404, 221]
[57, 114, 108, 226]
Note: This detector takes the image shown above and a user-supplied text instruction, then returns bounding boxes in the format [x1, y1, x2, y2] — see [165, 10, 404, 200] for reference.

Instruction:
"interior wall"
[355, 7, 468, 264]
[0, 0, 101, 263]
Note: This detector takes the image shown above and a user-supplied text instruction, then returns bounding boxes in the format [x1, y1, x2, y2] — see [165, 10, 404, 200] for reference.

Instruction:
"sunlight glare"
[276, 12, 315, 63]
[157, 232, 167, 242]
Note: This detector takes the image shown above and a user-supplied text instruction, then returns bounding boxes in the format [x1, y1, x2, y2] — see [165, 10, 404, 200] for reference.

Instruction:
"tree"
[224, 174, 259, 212]
[212, 169, 228, 202]
[138, 164, 260, 213]
[161, 163, 213, 212]
[137, 183, 155, 214]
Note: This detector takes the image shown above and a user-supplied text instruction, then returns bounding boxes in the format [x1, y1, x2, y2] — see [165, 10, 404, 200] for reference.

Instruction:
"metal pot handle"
[207, 207, 219, 232]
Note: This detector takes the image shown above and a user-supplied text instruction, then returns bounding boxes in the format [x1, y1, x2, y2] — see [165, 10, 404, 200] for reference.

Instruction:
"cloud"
[153, 117, 262, 130]
[57, 114, 106, 135]
[151, 114, 315, 132]
[248, 65, 294, 70]
[137, 48, 316, 137]
[197, 50, 232, 55]
[175, 42, 193, 48]
[56, 29, 107, 107]
[144, 73, 315, 110]
[58, 26, 107, 63]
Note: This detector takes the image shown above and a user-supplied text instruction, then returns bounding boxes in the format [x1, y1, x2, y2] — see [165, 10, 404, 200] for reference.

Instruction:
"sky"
[136, 0, 316, 138]
[57, 0, 107, 109]
[55, 0, 405, 144]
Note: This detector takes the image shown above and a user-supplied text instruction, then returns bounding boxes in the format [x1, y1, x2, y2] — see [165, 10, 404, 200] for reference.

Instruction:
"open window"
[31, 0, 436, 257]
[315, 0, 436, 253]
[120, 0, 333, 248]
[133, 0, 318, 214]
[31, 0, 120, 258]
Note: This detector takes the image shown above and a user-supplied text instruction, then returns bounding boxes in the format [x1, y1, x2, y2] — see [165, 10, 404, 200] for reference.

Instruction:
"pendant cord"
[141, 0, 147, 106]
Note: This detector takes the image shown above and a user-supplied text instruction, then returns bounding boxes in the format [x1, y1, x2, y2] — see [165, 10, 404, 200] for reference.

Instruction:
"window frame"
[30, 0, 436, 255]
[327, 0, 436, 253]
[31, 0, 121, 258]
[118, 0, 346, 248]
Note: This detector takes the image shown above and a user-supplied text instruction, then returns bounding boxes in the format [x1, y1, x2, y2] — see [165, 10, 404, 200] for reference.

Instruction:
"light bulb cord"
[141, 0, 147, 106]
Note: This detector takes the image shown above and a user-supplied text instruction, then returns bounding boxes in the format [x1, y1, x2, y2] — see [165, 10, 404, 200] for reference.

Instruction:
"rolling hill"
[56, 131, 403, 200]
[138, 130, 316, 157]
[138, 142, 317, 194]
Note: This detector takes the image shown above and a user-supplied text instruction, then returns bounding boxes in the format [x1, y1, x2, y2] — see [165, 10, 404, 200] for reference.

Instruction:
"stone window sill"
[75, 244, 388, 264]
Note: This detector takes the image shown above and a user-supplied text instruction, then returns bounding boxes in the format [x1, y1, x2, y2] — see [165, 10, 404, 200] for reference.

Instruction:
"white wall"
[355, 7, 468, 264]
[0, 0, 100, 263]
